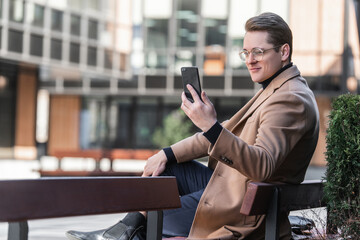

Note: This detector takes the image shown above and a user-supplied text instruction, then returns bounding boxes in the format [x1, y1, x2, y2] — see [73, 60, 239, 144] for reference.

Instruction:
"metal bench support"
[147, 211, 164, 240]
[8, 221, 28, 240]
[265, 187, 280, 240]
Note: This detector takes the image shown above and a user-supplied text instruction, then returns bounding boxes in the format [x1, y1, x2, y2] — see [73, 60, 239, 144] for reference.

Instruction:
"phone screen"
[181, 67, 202, 103]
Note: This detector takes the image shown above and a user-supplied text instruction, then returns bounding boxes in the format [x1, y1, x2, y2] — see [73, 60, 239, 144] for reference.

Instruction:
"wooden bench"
[0, 176, 181, 240]
[240, 180, 326, 240]
[39, 149, 159, 177]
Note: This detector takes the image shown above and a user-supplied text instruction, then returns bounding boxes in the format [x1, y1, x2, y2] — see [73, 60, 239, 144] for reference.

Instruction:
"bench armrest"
[240, 180, 325, 216]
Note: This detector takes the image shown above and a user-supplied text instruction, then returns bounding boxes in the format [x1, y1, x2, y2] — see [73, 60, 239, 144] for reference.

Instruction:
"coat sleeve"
[169, 120, 230, 163]
[207, 90, 315, 182]
[170, 132, 210, 163]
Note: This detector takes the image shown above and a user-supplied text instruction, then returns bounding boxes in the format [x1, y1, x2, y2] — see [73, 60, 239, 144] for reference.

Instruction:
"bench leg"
[147, 211, 163, 240]
[265, 187, 280, 240]
[8, 221, 28, 240]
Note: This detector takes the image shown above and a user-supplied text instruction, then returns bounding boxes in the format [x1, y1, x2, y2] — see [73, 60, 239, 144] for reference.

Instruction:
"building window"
[70, 42, 80, 63]
[88, 19, 98, 40]
[51, 9, 63, 32]
[30, 34, 43, 56]
[176, 0, 198, 47]
[87, 46, 97, 66]
[30, 4, 44, 27]
[9, 0, 24, 23]
[70, 14, 81, 36]
[8, 29, 23, 53]
[0, 0, 3, 18]
[104, 50, 113, 69]
[145, 19, 168, 50]
[145, 51, 167, 69]
[135, 98, 158, 148]
[51, 38, 62, 60]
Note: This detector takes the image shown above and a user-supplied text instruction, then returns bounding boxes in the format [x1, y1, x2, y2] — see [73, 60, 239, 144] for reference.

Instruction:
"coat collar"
[224, 65, 301, 131]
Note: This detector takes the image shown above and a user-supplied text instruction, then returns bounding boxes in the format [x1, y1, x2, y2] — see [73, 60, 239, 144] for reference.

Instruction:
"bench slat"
[0, 177, 181, 222]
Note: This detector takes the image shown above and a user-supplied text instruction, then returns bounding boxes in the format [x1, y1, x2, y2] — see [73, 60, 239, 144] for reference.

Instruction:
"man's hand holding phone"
[180, 77, 217, 133]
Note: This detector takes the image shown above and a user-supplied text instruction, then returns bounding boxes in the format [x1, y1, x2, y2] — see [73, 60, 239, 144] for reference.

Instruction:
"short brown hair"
[245, 12, 293, 61]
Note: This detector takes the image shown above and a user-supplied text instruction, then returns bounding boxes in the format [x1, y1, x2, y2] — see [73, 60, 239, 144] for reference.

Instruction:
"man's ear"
[280, 44, 290, 61]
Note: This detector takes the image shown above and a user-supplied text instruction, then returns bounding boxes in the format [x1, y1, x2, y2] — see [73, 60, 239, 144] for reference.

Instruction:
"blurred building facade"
[0, 0, 359, 166]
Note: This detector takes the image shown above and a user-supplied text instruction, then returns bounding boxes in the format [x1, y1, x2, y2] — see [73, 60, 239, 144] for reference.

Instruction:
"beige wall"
[290, 0, 345, 77]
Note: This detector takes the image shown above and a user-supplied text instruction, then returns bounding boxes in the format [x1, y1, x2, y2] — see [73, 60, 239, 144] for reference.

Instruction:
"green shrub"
[324, 94, 360, 238]
[151, 109, 194, 148]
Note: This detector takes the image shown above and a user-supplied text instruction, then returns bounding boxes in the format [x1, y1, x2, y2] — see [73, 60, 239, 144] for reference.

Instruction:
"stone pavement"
[0, 158, 327, 239]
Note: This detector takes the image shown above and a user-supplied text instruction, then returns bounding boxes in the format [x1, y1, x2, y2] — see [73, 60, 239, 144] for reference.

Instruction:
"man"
[66, 12, 319, 240]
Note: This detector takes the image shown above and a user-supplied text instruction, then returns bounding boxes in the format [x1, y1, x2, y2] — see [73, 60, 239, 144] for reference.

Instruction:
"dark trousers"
[161, 160, 214, 237]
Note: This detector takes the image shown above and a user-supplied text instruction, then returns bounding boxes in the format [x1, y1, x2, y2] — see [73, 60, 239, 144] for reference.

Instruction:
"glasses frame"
[239, 45, 283, 62]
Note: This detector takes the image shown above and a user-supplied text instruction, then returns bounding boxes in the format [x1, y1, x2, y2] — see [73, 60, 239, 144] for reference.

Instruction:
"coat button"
[220, 156, 233, 165]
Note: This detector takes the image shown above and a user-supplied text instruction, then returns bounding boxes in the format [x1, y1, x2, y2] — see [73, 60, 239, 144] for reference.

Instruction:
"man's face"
[243, 31, 285, 83]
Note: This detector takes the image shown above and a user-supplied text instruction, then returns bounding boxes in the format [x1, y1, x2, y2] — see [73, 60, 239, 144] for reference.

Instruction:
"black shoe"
[66, 213, 146, 240]
[66, 222, 144, 240]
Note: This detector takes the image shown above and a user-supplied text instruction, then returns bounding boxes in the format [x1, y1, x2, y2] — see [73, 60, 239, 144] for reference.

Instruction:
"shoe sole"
[65, 232, 84, 240]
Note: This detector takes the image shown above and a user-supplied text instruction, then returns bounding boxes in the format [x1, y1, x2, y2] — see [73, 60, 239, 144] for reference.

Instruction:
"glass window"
[51, 9, 63, 32]
[88, 19, 98, 40]
[70, 14, 81, 36]
[145, 19, 168, 50]
[135, 99, 158, 148]
[176, 0, 198, 47]
[0, 0, 3, 18]
[145, 51, 167, 69]
[174, 50, 195, 74]
[204, 19, 227, 47]
[70, 42, 80, 63]
[202, 0, 228, 75]
[104, 50, 113, 69]
[9, 0, 24, 23]
[119, 53, 128, 71]
[50, 38, 62, 60]
[80, 97, 106, 149]
[31, 4, 44, 27]
[30, 34, 43, 56]
[108, 98, 132, 148]
[87, 46, 97, 66]
[8, 29, 23, 53]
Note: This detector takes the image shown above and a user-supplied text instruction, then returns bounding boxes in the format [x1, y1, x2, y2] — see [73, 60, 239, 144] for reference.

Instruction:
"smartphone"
[181, 66, 202, 103]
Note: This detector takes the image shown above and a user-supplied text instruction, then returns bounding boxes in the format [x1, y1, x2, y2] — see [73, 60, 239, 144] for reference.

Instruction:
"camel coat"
[170, 65, 320, 240]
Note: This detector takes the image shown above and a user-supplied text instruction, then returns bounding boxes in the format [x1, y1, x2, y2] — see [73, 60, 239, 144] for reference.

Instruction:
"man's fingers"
[186, 84, 201, 102]
[201, 91, 210, 105]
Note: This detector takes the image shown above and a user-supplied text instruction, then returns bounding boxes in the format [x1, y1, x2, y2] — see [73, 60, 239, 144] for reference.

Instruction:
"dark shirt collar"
[259, 62, 293, 89]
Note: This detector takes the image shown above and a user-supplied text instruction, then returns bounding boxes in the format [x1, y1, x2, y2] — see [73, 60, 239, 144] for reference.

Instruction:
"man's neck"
[259, 62, 293, 89]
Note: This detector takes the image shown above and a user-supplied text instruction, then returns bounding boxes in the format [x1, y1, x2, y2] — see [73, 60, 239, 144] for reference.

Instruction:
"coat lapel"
[223, 88, 263, 130]
[227, 65, 301, 132]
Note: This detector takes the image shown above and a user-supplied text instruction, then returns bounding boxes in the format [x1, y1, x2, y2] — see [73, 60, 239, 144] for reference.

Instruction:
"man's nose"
[246, 53, 257, 64]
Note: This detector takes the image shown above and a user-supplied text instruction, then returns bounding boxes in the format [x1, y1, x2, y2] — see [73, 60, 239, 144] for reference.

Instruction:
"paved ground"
[0, 158, 327, 239]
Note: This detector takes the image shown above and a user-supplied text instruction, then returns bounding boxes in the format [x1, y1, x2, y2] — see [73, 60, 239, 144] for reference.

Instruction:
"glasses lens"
[252, 48, 263, 61]
[239, 51, 247, 61]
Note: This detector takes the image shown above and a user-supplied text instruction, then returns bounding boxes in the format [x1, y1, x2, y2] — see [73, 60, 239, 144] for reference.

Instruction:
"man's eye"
[252, 49, 262, 55]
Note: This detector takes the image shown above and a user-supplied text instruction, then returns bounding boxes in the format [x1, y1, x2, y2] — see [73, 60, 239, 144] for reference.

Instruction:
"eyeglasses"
[239, 45, 282, 62]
